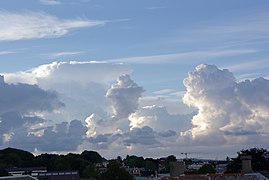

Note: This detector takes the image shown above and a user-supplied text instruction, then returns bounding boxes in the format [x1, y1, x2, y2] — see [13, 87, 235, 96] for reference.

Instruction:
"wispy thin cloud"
[153, 89, 176, 95]
[0, 51, 15, 55]
[0, 11, 107, 41]
[223, 59, 269, 72]
[48, 51, 84, 58]
[146, 6, 166, 10]
[40, 0, 61, 5]
[152, 89, 186, 99]
[109, 49, 258, 64]
[236, 73, 263, 82]
[169, 12, 269, 48]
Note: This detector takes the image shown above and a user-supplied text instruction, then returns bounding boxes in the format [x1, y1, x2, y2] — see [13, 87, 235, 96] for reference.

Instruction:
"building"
[38, 170, 79, 180]
[6, 167, 47, 177]
[160, 155, 269, 180]
[0, 175, 38, 180]
[215, 163, 227, 174]
[5, 167, 79, 180]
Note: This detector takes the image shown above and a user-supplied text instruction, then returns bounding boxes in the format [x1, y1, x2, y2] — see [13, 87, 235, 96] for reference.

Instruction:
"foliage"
[3, 147, 268, 179]
[198, 164, 216, 174]
[33, 153, 63, 171]
[65, 153, 90, 175]
[226, 147, 269, 173]
[125, 155, 145, 168]
[0, 163, 8, 176]
[100, 160, 133, 180]
[81, 150, 103, 164]
[164, 155, 177, 173]
[0, 147, 34, 167]
[81, 164, 99, 178]
[145, 158, 157, 171]
[0, 147, 104, 178]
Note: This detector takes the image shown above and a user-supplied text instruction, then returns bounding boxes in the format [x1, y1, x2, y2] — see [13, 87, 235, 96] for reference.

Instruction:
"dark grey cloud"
[123, 126, 159, 146]
[0, 111, 45, 134]
[0, 75, 84, 151]
[87, 125, 179, 149]
[0, 76, 64, 114]
[158, 130, 177, 137]
[8, 120, 87, 152]
[88, 133, 122, 149]
[38, 119, 87, 151]
[89, 134, 110, 143]
[223, 130, 258, 136]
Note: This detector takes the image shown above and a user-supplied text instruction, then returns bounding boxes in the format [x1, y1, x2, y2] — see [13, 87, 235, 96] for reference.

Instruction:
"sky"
[0, 0, 269, 160]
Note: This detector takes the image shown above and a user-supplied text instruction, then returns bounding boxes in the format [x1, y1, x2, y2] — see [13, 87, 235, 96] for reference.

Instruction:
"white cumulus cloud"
[180, 64, 269, 146]
[106, 74, 144, 119]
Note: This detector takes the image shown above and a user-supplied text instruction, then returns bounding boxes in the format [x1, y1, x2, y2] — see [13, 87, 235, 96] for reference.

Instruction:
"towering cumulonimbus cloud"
[4, 61, 132, 86]
[4, 61, 132, 122]
[180, 64, 269, 146]
[106, 74, 144, 119]
[1, 61, 134, 152]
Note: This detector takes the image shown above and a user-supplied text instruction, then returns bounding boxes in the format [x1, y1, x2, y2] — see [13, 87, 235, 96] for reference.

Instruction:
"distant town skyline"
[0, 0, 269, 159]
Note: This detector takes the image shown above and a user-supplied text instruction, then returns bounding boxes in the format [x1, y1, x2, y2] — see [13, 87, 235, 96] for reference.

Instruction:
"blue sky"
[0, 0, 269, 159]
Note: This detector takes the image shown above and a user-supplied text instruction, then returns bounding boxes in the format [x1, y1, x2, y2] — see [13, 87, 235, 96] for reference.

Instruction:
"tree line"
[0, 147, 104, 178]
[0, 147, 177, 179]
[0, 147, 268, 179]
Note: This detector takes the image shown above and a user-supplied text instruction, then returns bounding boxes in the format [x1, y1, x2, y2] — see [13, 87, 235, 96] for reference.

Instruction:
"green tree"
[125, 155, 145, 168]
[165, 155, 177, 172]
[198, 164, 216, 174]
[81, 150, 103, 164]
[116, 156, 123, 165]
[0, 147, 34, 167]
[226, 147, 269, 173]
[54, 156, 71, 171]
[145, 158, 157, 171]
[0, 163, 8, 176]
[33, 153, 60, 171]
[65, 153, 90, 176]
[81, 164, 99, 179]
[100, 160, 133, 180]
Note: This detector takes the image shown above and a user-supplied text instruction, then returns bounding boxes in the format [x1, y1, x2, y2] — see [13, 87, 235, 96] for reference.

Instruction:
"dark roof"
[0, 175, 38, 179]
[259, 170, 269, 178]
[140, 170, 156, 177]
[6, 167, 47, 172]
[38, 171, 79, 180]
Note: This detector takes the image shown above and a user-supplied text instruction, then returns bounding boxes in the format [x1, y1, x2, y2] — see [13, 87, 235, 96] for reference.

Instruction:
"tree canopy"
[198, 164, 216, 174]
[100, 160, 133, 180]
[0, 147, 104, 178]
